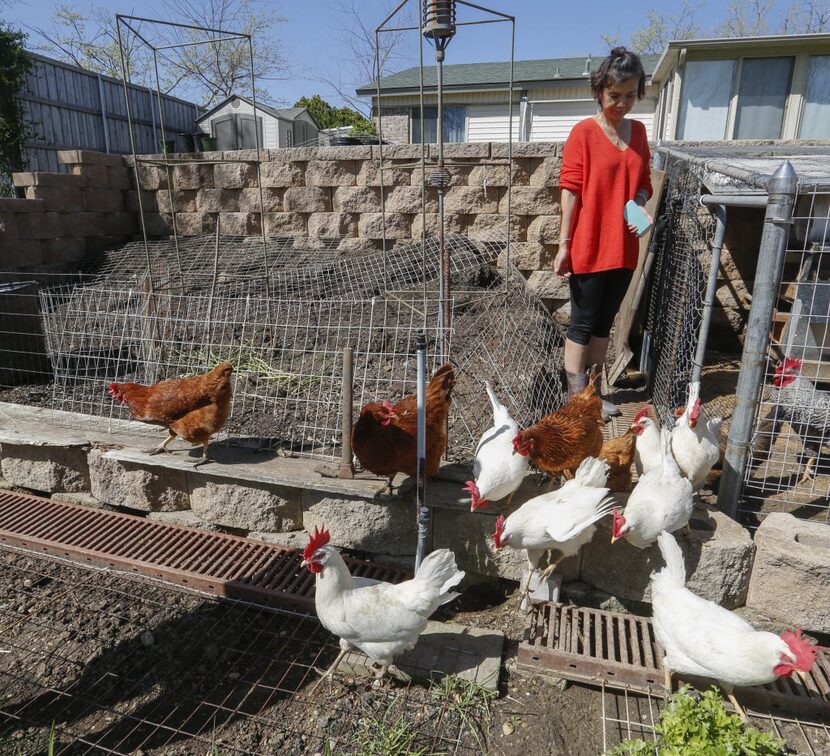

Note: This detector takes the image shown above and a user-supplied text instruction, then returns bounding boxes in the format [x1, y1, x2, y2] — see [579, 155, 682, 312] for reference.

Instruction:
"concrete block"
[58, 149, 124, 166]
[126, 190, 157, 213]
[497, 241, 551, 271]
[267, 147, 319, 161]
[15, 212, 65, 240]
[746, 513, 830, 633]
[172, 163, 209, 191]
[333, 186, 381, 212]
[41, 237, 86, 263]
[371, 144, 425, 160]
[148, 509, 219, 530]
[315, 146, 373, 160]
[526, 214, 562, 244]
[214, 162, 257, 189]
[248, 529, 309, 550]
[70, 164, 106, 183]
[383, 186, 437, 214]
[89, 448, 189, 511]
[136, 166, 168, 191]
[143, 213, 173, 236]
[581, 510, 755, 609]
[64, 212, 106, 237]
[358, 212, 410, 239]
[218, 211, 261, 236]
[500, 186, 557, 215]
[239, 187, 282, 213]
[526, 270, 569, 299]
[529, 157, 562, 187]
[174, 212, 206, 236]
[436, 142, 491, 159]
[261, 161, 305, 188]
[444, 187, 499, 214]
[306, 160, 356, 187]
[467, 213, 525, 241]
[156, 190, 196, 214]
[307, 212, 357, 238]
[0, 198, 45, 213]
[302, 490, 416, 554]
[283, 187, 331, 212]
[191, 478, 302, 531]
[25, 186, 84, 212]
[51, 491, 109, 509]
[491, 142, 560, 158]
[357, 161, 411, 187]
[195, 188, 222, 213]
[107, 166, 131, 190]
[218, 188, 242, 211]
[14, 172, 86, 188]
[468, 161, 531, 188]
[336, 237, 377, 256]
[84, 235, 124, 254]
[102, 212, 138, 237]
[0, 443, 89, 493]
[3, 239, 44, 268]
[264, 212, 307, 236]
[411, 212, 466, 236]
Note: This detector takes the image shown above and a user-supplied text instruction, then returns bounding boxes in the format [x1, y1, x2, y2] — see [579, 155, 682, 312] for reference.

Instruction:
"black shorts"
[566, 268, 634, 345]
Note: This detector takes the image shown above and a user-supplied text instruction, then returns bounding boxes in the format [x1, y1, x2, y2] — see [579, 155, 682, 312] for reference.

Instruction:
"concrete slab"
[50, 491, 109, 509]
[334, 620, 504, 691]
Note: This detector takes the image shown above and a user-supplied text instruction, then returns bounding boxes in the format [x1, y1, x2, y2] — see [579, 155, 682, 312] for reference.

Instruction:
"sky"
[4, 0, 806, 109]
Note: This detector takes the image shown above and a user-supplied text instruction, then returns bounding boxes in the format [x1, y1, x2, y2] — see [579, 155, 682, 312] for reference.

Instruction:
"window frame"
[410, 105, 467, 144]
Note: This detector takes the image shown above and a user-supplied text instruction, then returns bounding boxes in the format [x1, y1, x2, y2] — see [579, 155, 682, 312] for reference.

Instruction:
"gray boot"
[565, 370, 589, 399]
[589, 368, 621, 421]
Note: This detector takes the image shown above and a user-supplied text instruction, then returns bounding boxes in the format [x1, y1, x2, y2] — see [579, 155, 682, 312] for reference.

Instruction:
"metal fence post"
[718, 161, 798, 518]
[414, 333, 428, 572]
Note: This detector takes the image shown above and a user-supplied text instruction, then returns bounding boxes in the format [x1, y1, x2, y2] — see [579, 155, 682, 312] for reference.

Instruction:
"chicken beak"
[300, 558, 309, 568]
[611, 535, 620, 544]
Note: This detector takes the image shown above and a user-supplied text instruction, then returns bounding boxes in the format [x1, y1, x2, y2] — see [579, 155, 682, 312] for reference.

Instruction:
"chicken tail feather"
[573, 456, 610, 488]
[656, 530, 686, 587]
[415, 548, 464, 599]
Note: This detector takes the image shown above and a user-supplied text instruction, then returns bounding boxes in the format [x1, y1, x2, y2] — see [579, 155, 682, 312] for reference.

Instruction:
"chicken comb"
[781, 628, 818, 671]
[303, 526, 330, 561]
[381, 400, 395, 413]
[633, 406, 650, 424]
[462, 480, 479, 497]
[777, 357, 803, 374]
[493, 515, 505, 548]
[611, 507, 626, 539]
[690, 398, 701, 420]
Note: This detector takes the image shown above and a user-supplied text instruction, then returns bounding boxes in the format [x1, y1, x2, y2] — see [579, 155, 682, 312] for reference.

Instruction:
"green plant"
[429, 675, 496, 753]
[0, 23, 32, 196]
[609, 686, 786, 756]
[353, 711, 443, 756]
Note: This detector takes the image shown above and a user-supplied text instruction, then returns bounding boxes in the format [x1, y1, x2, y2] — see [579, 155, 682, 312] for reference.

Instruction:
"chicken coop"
[643, 144, 830, 529]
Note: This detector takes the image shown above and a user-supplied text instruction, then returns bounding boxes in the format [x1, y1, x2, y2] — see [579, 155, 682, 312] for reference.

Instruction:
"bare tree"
[628, 0, 702, 54]
[715, 0, 773, 36]
[32, 0, 288, 105]
[324, 0, 415, 117]
[781, 0, 830, 32]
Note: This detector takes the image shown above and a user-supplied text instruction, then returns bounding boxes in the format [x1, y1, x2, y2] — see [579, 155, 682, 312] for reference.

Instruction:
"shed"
[196, 95, 320, 150]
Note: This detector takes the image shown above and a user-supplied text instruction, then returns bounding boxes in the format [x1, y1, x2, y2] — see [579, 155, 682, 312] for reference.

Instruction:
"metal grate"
[0, 490, 409, 611]
[519, 602, 830, 719]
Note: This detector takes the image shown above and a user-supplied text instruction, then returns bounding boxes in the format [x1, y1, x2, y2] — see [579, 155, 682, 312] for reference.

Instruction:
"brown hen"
[512, 375, 604, 480]
[352, 363, 455, 491]
[599, 426, 636, 492]
[108, 362, 234, 465]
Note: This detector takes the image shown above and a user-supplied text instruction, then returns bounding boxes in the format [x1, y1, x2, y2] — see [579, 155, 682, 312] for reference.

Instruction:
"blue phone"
[624, 200, 652, 237]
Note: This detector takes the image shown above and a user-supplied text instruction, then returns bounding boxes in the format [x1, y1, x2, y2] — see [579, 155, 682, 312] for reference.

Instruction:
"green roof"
[356, 54, 661, 94]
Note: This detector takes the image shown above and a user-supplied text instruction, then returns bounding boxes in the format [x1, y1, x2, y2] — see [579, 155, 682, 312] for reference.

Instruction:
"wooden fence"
[20, 52, 204, 173]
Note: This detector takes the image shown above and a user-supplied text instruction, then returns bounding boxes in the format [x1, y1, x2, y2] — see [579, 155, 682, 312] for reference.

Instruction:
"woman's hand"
[626, 209, 653, 236]
[554, 245, 571, 278]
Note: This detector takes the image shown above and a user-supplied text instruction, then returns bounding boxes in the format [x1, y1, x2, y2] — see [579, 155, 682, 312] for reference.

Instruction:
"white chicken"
[612, 429, 693, 548]
[464, 382, 528, 511]
[492, 456, 615, 605]
[652, 531, 817, 720]
[670, 381, 722, 491]
[632, 405, 663, 476]
[302, 527, 464, 687]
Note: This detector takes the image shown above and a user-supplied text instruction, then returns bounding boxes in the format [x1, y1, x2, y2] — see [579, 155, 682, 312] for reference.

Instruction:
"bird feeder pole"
[414, 332, 429, 571]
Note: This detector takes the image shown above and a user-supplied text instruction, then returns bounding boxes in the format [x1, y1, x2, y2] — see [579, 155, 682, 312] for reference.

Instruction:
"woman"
[556, 47, 652, 420]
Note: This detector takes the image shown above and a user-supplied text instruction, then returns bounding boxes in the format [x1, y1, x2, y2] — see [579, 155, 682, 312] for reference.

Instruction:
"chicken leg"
[192, 441, 214, 467]
[720, 682, 748, 723]
[538, 554, 565, 582]
[800, 456, 817, 485]
[145, 431, 176, 456]
[310, 647, 349, 695]
[663, 666, 672, 697]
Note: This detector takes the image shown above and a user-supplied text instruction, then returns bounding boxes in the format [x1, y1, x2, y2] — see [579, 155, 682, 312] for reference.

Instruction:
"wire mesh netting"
[741, 186, 830, 528]
[642, 156, 717, 427]
[0, 544, 492, 755]
[600, 683, 830, 756]
[0, 233, 566, 462]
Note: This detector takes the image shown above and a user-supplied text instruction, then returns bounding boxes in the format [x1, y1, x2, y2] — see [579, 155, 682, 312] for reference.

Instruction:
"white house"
[650, 33, 830, 141]
[356, 54, 661, 144]
[196, 95, 320, 150]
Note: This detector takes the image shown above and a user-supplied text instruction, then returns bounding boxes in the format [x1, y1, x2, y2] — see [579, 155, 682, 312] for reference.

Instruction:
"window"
[411, 106, 466, 143]
[800, 55, 830, 138]
[676, 59, 736, 140]
[734, 57, 793, 139]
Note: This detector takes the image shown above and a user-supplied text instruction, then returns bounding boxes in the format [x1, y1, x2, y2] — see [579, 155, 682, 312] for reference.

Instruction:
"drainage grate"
[0, 491, 409, 611]
[519, 602, 830, 719]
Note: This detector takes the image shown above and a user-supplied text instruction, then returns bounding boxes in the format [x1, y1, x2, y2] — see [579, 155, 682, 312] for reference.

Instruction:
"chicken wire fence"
[742, 184, 830, 528]
[0, 232, 566, 463]
[600, 683, 830, 755]
[0, 543, 490, 755]
[642, 154, 717, 428]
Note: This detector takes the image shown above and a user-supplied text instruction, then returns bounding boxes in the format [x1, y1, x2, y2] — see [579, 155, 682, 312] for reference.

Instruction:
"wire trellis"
[0, 544, 489, 755]
[741, 186, 830, 528]
[642, 156, 716, 427]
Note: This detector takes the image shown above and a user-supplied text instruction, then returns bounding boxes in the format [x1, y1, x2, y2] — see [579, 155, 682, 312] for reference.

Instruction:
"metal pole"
[691, 203, 726, 385]
[414, 332, 429, 572]
[340, 347, 355, 479]
[718, 161, 798, 518]
[436, 50, 450, 364]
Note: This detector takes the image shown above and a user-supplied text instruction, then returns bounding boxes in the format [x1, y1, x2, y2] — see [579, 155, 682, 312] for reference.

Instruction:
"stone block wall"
[2, 151, 137, 273]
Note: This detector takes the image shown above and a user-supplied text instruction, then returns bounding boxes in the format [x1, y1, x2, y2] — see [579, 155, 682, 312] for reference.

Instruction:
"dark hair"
[590, 47, 646, 103]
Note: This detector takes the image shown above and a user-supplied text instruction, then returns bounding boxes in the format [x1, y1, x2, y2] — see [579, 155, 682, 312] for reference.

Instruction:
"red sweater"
[560, 118, 652, 274]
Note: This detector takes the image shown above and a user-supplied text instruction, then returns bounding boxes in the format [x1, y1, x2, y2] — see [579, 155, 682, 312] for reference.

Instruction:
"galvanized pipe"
[701, 194, 768, 208]
[414, 333, 429, 571]
[691, 203, 726, 385]
[717, 161, 798, 518]
[339, 347, 355, 479]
